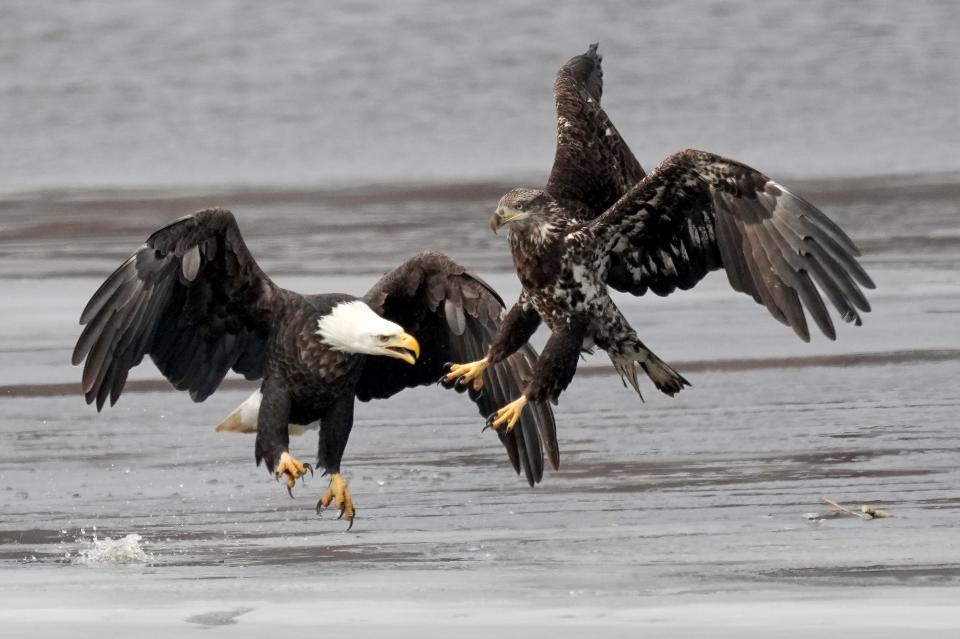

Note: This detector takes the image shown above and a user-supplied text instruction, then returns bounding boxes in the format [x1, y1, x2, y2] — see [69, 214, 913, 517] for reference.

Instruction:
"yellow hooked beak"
[384, 331, 420, 365]
[490, 207, 528, 234]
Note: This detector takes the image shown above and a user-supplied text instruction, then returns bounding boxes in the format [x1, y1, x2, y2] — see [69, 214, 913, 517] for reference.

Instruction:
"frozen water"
[1, 179, 959, 634]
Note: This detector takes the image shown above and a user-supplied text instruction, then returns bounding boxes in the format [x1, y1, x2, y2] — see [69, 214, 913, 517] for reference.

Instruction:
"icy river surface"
[1, 178, 959, 636]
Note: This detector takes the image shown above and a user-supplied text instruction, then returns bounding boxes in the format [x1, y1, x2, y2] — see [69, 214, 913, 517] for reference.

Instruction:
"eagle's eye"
[516, 203, 525, 211]
[377, 334, 392, 343]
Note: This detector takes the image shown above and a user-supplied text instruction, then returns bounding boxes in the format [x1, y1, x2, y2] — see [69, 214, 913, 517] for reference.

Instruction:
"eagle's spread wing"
[358, 251, 559, 484]
[73, 208, 279, 409]
[587, 150, 875, 341]
[544, 43, 646, 218]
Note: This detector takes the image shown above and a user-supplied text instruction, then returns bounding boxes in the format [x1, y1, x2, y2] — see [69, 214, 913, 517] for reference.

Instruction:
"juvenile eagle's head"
[316, 301, 420, 364]
[490, 188, 556, 233]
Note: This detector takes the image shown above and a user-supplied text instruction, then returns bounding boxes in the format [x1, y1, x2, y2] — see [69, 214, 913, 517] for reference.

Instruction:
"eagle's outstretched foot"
[485, 395, 528, 431]
[274, 451, 313, 497]
[316, 473, 355, 530]
[441, 357, 489, 393]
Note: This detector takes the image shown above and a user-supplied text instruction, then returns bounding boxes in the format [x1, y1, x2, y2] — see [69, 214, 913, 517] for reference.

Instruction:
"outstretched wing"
[587, 149, 875, 341]
[357, 251, 559, 485]
[544, 43, 646, 218]
[73, 208, 281, 409]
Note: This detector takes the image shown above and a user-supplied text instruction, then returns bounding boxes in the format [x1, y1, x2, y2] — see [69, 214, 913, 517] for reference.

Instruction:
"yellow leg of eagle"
[317, 473, 355, 530]
[486, 395, 528, 431]
[275, 451, 313, 497]
[444, 357, 489, 391]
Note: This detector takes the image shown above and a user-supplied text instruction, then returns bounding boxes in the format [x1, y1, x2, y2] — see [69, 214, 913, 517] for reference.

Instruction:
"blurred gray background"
[2, 0, 958, 193]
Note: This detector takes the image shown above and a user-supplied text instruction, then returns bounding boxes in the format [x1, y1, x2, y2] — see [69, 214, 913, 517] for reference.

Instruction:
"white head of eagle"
[316, 301, 420, 365]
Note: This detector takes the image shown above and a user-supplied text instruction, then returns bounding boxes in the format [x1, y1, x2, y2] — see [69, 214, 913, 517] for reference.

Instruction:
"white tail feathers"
[214, 405, 253, 433]
[214, 390, 306, 436]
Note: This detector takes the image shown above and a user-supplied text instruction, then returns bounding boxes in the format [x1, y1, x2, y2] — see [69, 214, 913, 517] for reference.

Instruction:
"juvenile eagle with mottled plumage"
[444, 44, 875, 430]
[73, 209, 557, 527]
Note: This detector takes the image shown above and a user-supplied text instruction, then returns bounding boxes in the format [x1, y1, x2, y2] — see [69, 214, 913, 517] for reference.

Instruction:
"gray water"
[2, 0, 960, 193]
[2, 179, 960, 635]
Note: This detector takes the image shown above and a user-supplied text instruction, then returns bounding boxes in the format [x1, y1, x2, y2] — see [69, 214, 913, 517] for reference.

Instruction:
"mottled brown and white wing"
[544, 44, 646, 217]
[359, 251, 559, 484]
[586, 150, 875, 341]
[72, 208, 280, 409]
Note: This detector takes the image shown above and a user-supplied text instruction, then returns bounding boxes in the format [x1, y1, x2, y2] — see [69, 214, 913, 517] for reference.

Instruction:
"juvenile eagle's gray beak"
[383, 332, 420, 365]
[490, 207, 527, 234]
[490, 212, 501, 234]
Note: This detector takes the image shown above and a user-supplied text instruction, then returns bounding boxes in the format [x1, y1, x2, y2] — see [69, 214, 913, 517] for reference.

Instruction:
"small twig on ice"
[822, 496, 872, 520]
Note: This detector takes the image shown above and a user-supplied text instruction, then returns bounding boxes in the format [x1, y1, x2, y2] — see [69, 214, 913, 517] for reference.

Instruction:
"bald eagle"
[444, 44, 874, 429]
[73, 208, 557, 527]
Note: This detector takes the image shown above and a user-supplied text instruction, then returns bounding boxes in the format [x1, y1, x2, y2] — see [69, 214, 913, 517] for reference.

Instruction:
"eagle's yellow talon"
[317, 473, 354, 525]
[274, 452, 309, 494]
[444, 357, 489, 390]
[491, 395, 528, 431]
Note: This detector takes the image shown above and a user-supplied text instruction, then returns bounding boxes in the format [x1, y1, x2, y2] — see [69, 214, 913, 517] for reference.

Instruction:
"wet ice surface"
[2, 182, 960, 635]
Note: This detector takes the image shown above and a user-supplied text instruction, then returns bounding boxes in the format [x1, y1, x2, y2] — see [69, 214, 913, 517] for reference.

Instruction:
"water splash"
[74, 533, 154, 565]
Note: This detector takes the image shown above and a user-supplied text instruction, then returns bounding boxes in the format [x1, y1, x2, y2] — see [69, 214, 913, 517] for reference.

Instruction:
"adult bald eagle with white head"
[73, 209, 557, 528]
[444, 44, 874, 429]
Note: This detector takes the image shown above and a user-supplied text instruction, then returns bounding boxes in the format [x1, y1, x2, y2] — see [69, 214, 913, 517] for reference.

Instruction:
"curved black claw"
[287, 484, 295, 499]
[315, 500, 356, 531]
[452, 376, 469, 394]
[482, 412, 497, 433]
[303, 462, 314, 477]
[467, 386, 483, 402]
[439, 362, 464, 389]
[437, 362, 454, 384]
